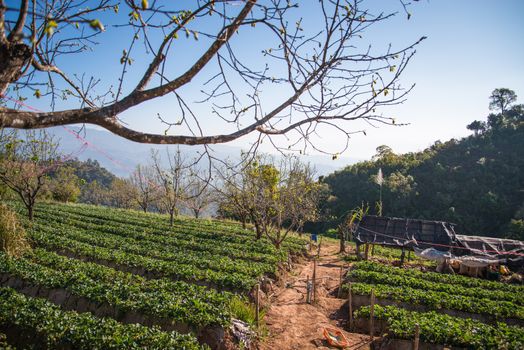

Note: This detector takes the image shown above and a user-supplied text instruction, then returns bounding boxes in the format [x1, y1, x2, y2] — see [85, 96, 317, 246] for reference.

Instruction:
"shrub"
[0, 204, 31, 257]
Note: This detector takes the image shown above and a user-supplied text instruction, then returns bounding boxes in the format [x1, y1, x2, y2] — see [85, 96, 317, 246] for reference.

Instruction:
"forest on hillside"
[320, 89, 524, 240]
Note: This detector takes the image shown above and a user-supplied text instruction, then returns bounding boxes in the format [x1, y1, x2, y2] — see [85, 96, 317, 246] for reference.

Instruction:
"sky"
[8, 0, 524, 163]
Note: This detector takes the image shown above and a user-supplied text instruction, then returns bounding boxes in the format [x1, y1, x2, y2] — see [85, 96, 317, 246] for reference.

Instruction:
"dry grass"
[0, 204, 31, 257]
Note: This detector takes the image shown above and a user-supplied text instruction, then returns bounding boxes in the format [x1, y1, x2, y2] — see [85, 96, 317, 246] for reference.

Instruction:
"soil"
[259, 240, 373, 350]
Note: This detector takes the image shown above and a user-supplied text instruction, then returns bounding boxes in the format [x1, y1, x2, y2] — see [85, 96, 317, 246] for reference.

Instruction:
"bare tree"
[0, 0, 423, 156]
[152, 148, 191, 225]
[0, 129, 60, 219]
[129, 163, 158, 213]
[185, 169, 215, 219]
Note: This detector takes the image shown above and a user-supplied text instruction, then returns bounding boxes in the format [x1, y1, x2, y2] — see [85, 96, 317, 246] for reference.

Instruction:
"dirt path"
[259, 240, 371, 350]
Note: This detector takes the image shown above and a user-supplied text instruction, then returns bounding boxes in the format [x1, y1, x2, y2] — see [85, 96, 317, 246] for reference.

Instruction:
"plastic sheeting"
[353, 215, 524, 268]
[413, 247, 503, 267]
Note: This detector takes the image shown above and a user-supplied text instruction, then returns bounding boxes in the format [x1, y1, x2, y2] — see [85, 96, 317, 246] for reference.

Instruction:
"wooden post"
[313, 259, 317, 303]
[400, 247, 406, 266]
[348, 283, 353, 331]
[364, 243, 370, 260]
[255, 284, 260, 328]
[337, 267, 343, 298]
[371, 243, 375, 256]
[369, 289, 375, 341]
[413, 323, 420, 350]
[317, 236, 322, 258]
[306, 275, 311, 304]
[408, 250, 412, 261]
[356, 242, 361, 260]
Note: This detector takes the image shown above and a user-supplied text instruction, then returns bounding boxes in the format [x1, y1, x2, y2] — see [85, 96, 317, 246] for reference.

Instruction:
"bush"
[0, 204, 31, 257]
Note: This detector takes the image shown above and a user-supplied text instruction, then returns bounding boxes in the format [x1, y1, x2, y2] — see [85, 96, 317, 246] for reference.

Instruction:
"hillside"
[1, 201, 306, 349]
[322, 115, 524, 239]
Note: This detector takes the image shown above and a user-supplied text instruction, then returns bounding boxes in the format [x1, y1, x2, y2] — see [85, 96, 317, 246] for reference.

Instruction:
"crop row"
[33, 209, 281, 265]
[348, 269, 523, 305]
[354, 305, 524, 350]
[29, 219, 273, 278]
[29, 228, 256, 290]
[36, 202, 306, 252]
[0, 287, 204, 349]
[33, 204, 278, 255]
[0, 249, 232, 328]
[353, 261, 524, 293]
[343, 282, 524, 320]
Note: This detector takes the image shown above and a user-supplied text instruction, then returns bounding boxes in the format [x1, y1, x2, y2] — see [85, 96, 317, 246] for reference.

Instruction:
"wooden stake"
[255, 284, 260, 328]
[337, 267, 344, 298]
[364, 243, 370, 260]
[413, 323, 420, 350]
[306, 275, 311, 304]
[369, 289, 375, 341]
[312, 259, 317, 303]
[371, 243, 375, 256]
[400, 247, 406, 266]
[348, 283, 353, 331]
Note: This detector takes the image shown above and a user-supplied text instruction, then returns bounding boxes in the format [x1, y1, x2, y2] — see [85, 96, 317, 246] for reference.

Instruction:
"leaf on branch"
[34, 90, 41, 99]
[89, 19, 105, 32]
[389, 65, 396, 72]
[45, 20, 58, 37]
[141, 0, 149, 10]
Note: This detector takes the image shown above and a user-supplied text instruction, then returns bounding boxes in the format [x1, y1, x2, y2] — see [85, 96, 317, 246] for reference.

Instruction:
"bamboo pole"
[369, 289, 375, 341]
[255, 284, 260, 328]
[413, 324, 420, 350]
[348, 283, 353, 331]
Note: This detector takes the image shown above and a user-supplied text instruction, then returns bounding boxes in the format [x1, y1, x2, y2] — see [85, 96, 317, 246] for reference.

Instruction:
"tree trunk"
[27, 203, 34, 221]
[0, 42, 31, 95]
[169, 211, 174, 226]
[338, 227, 346, 253]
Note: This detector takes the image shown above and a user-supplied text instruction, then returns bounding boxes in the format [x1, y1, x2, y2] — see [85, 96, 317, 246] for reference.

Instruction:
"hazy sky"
[16, 0, 524, 162]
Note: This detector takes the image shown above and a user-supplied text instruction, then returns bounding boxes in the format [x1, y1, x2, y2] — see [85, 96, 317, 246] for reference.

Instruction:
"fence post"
[413, 323, 420, 350]
[337, 267, 343, 298]
[348, 283, 353, 331]
[306, 275, 311, 304]
[255, 284, 260, 328]
[369, 289, 375, 341]
[364, 243, 370, 260]
[313, 259, 317, 303]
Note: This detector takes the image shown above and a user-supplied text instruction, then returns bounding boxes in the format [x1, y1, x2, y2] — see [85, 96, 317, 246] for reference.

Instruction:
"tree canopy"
[320, 89, 524, 240]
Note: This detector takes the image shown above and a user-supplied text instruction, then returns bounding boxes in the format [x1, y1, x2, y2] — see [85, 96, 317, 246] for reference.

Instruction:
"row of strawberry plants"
[36, 202, 306, 252]
[343, 282, 524, 320]
[29, 219, 273, 278]
[29, 229, 256, 290]
[354, 305, 524, 349]
[33, 204, 282, 259]
[0, 249, 232, 328]
[348, 269, 523, 305]
[0, 287, 204, 349]
[353, 261, 524, 293]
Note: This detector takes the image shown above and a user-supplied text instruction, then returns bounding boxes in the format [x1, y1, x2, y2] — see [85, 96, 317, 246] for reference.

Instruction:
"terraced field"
[0, 201, 306, 349]
[344, 260, 524, 349]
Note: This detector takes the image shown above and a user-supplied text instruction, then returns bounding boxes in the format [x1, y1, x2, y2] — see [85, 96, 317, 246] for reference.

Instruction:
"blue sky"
[12, 0, 524, 162]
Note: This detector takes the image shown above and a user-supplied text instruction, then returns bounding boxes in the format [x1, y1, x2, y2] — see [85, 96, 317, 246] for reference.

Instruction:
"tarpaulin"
[353, 215, 524, 268]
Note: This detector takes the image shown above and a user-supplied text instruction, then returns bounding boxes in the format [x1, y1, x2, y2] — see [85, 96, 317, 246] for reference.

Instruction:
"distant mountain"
[45, 126, 360, 177]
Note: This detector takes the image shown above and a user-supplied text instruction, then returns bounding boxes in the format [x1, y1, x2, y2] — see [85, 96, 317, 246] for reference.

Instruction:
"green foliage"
[10, 201, 305, 291]
[48, 166, 82, 202]
[354, 305, 524, 349]
[0, 248, 232, 327]
[229, 295, 263, 327]
[0, 287, 204, 349]
[0, 204, 31, 258]
[322, 96, 524, 237]
[344, 261, 524, 320]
